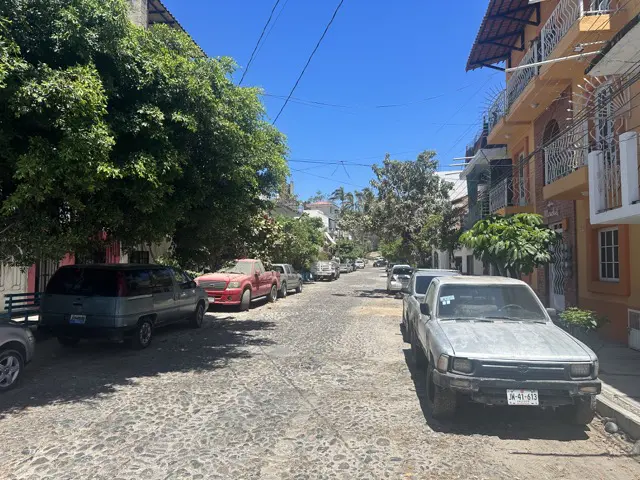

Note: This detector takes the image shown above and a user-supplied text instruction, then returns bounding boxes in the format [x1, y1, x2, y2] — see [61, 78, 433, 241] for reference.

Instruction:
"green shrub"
[559, 307, 608, 331]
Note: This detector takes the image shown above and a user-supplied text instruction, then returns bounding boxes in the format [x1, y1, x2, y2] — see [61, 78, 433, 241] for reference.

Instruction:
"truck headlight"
[570, 363, 592, 378]
[452, 358, 473, 374]
[227, 281, 241, 289]
[436, 354, 450, 373]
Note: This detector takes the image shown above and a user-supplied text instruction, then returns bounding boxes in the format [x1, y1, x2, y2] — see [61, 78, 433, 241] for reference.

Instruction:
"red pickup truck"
[195, 259, 281, 311]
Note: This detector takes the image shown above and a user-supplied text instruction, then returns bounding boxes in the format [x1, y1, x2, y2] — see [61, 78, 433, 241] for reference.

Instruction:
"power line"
[272, 0, 346, 124]
[254, 0, 291, 58]
[289, 167, 367, 189]
[239, 0, 283, 85]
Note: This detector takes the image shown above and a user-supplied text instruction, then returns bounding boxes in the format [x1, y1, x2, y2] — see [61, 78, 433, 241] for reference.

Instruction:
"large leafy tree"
[272, 214, 325, 270]
[459, 213, 560, 278]
[0, 0, 287, 266]
[369, 151, 456, 266]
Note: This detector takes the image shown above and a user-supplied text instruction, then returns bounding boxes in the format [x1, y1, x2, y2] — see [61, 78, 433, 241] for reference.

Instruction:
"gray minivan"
[40, 264, 209, 349]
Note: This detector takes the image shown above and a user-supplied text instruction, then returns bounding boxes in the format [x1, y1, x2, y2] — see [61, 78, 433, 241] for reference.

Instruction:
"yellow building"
[466, 0, 640, 347]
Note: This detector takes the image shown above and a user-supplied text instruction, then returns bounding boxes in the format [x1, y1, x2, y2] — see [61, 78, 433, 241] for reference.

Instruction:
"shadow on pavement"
[0, 315, 275, 418]
[402, 350, 592, 441]
[343, 289, 397, 299]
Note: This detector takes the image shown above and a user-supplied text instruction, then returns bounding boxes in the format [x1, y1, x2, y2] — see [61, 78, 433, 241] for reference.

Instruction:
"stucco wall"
[128, 0, 148, 27]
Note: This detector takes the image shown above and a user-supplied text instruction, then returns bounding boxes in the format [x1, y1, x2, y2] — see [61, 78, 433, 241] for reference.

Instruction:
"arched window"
[542, 119, 560, 184]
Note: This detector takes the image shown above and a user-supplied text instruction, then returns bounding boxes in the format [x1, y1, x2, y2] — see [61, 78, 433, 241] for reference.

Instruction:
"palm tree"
[330, 187, 345, 206]
[343, 192, 355, 212]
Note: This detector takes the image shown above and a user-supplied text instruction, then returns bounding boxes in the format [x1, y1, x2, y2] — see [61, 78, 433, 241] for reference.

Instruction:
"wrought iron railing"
[506, 40, 539, 109]
[485, 89, 507, 136]
[464, 196, 490, 229]
[489, 177, 510, 213]
[544, 125, 589, 184]
[594, 139, 621, 211]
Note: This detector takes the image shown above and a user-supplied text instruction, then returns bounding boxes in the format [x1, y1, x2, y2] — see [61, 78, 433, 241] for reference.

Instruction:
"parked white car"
[387, 264, 413, 293]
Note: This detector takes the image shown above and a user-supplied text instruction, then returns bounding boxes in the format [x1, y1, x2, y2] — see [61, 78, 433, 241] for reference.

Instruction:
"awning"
[586, 13, 640, 76]
[466, 0, 539, 71]
[460, 146, 508, 179]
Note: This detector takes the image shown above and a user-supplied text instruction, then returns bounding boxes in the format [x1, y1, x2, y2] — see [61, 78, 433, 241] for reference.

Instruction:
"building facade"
[467, 0, 640, 347]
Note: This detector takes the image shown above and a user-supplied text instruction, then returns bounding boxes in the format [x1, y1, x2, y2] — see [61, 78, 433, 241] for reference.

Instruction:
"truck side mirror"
[420, 303, 430, 316]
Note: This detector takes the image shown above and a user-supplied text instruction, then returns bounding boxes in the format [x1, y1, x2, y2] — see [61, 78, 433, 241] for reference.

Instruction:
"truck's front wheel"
[425, 363, 457, 419]
[561, 397, 596, 425]
[240, 289, 251, 311]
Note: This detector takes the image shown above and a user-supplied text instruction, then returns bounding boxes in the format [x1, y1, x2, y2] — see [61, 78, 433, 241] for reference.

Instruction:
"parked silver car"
[408, 276, 601, 424]
[40, 264, 209, 349]
[0, 323, 35, 391]
[401, 269, 460, 342]
[387, 264, 413, 293]
[272, 263, 303, 297]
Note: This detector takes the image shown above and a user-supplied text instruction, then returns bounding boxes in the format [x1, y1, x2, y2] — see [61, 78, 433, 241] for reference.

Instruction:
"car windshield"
[436, 284, 546, 321]
[393, 267, 412, 276]
[217, 261, 253, 275]
[414, 276, 436, 295]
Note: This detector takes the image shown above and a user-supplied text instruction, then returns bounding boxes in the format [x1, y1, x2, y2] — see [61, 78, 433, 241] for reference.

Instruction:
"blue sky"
[163, 0, 503, 200]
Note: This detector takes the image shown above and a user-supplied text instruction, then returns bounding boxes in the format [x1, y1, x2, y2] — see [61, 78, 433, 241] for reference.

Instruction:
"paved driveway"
[0, 269, 638, 479]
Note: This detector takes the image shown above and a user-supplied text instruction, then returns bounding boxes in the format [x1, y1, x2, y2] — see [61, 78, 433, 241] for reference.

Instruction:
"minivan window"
[125, 269, 153, 296]
[46, 268, 118, 297]
[151, 268, 174, 293]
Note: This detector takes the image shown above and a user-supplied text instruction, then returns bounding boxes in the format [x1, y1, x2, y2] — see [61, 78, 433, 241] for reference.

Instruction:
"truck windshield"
[217, 261, 253, 275]
[437, 284, 546, 321]
[274, 265, 285, 274]
[414, 276, 435, 294]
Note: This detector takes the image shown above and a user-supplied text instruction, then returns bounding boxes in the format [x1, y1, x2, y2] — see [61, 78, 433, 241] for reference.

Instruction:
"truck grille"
[200, 281, 227, 290]
[476, 362, 566, 381]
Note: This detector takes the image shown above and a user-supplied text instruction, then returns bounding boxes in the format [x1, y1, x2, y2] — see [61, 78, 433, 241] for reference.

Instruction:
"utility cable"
[239, 0, 283, 85]
[272, 0, 346, 124]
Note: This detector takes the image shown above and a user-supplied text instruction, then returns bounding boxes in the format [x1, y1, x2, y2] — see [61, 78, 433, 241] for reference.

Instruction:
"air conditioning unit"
[628, 309, 640, 351]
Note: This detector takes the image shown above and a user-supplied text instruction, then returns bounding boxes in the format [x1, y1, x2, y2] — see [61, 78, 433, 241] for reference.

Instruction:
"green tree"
[0, 0, 287, 266]
[273, 214, 325, 270]
[369, 151, 456, 266]
[334, 239, 365, 260]
[459, 213, 560, 278]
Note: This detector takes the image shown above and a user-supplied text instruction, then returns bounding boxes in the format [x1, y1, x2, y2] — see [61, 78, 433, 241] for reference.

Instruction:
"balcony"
[543, 123, 590, 200]
[489, 177, 535, 215]
[464, 196, 490, 230]
[589, 131, 640, 224]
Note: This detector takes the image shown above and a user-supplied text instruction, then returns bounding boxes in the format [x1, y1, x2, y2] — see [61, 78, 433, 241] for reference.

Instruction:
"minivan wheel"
[190, 301, 205, 329]
[131, 318, 153, 349]
[0, 349, 23, 391]
[58, 336, 80, 347]
[268, 284, 277, 303]
[279, 282, 287, 298]
[240, 289, 251, 311]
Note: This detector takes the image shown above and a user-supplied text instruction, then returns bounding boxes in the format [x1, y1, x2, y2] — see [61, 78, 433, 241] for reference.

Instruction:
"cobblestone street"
[0, 268, 638, 479]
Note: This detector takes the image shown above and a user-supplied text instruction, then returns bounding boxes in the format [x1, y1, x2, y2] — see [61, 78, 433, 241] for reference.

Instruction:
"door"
[549, 224, 566, 311]
[172, 269, 196, 318]
[417, 282, 437, 349]
[629, 310, 640, 351]
[151, 268, 179, 324]
[253, 261, 268, 296]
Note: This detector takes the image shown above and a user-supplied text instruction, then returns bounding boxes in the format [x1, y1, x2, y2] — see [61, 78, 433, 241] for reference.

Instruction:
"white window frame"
[598, 226, 620, 282]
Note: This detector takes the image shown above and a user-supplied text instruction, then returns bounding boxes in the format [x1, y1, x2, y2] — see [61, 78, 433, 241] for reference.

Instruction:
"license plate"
[507, 389, 539, 406]
[69, 314, 86, 325]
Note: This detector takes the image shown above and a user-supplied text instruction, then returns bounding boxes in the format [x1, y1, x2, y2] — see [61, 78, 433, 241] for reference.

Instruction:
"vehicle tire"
[131, 317, 153, 350]
[268, 284, 278, 303]
[400, 311, 409, 343]
[425, 363, 457, 419]
[410, 329, 427, 369]
[296, 281, 303, 294]
[0, 348, 24, 391]
[279, 282, 287, 298]
[240, 288, 251, 311]
[57, 336, 80, 347]
[562, 397, 596, 425]
[189, 301, 205, 329]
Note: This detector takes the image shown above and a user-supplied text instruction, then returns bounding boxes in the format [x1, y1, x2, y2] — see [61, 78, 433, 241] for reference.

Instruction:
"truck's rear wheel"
[279, 282, 287, 298]
[295, 281, 302, 293]
[240, 289, 251, 311]
[425, 363, 457, 419]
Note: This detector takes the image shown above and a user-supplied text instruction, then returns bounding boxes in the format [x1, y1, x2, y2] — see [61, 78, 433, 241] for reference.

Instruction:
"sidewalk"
[594, 342, 640, 440]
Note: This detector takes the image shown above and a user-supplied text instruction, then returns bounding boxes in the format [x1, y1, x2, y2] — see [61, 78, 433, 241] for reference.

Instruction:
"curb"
[596, 393, 640, 441]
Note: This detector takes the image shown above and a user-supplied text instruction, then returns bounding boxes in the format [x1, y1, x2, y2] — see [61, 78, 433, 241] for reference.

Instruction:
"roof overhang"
[147, 0, 206, 57]
[466, 0, 540, 71]
[586, 13, 640, 76]
[460, 146, 508, 179]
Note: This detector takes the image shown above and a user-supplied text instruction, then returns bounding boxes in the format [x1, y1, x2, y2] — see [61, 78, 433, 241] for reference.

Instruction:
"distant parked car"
[0, 323, 35, 391]
[40, 265, 209, 349]
[401, 269, 460, 343]
[408, 276, 601, 423]
[373, 259, 387, 267]
[339, 262, 351, 274]
[355, 259, 365, 269]
[272, 263, 303, 297]
[387, 264, 413, 293]
[196, 259, 281, 311]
